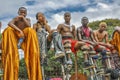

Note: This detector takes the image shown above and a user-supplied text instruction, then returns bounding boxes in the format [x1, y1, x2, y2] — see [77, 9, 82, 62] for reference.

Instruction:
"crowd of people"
[0, 7, 120, 80]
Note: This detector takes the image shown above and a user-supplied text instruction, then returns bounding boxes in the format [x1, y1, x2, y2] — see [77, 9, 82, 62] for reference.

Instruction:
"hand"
[92, 42, 98, 47]
[18, 15, 24, 18]
[19, 31, 24, 38]
[17, 15, 24, 20]
[97, 42, 104, 45]
[106, 43, 113, 49]
[84, 40, 96, 46]
[43, 17, 47, 25]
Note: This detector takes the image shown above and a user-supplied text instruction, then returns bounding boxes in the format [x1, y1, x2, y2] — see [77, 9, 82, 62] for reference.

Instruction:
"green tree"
[88, 18, 120, 38]
[44, 50, 62, 78]
[19, 58, 28, 79]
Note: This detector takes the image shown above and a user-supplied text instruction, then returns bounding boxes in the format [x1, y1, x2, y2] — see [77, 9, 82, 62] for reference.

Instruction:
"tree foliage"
[44, 50, 62, 78]
[88, 18, 120, 30]
[88, 18, 120, 39]
[19, 58, 28, 79]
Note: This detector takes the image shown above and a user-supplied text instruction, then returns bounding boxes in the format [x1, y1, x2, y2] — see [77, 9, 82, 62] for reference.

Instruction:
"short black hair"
[36, 12, 44, 20]
[64, 12, 71, 16]
[18, 7, 27, 11]
[81, 16, 88, 21]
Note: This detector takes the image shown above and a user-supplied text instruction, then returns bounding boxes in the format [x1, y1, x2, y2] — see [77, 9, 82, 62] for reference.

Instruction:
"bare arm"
[77, 28, 97, 46]
[72, 25, 76, 39]
[90, 30, 96, 42]
[105, 32, 109, 44]
[77, 27, 82, 41]
[43, 18, 51, 33]
[95, 31, 112, 48]
[8, 17, 22, 33]
[45, 24, 52, 42]
[45, 23, 52, 42]
[45, 25, 51, 34]
[8, 16, 31, 37]
[8, 16, 31, 31]
[25, 18, 31, 27]
[33, 23, 37, 31]
[93, 30, 99, 42]
[57, 24, 62, 33]
[19, 15, 31, 27]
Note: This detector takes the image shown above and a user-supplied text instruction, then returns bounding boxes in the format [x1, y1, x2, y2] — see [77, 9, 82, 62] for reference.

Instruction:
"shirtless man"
[93, 22, 111, 48]
[93, 22, 115, 69]
[57, 12, 85, 64]
[77, 17, 97, 66]
[2, 7, 42, 80]
[77, 17, 96, 46]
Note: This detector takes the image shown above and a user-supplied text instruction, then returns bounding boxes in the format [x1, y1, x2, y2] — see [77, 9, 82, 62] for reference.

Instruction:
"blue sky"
[0, 0, 120, 31]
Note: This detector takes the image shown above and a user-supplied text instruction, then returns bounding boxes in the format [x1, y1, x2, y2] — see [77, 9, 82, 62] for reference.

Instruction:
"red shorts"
[62, 39, 77, 54]
[94, 45, 110, 52]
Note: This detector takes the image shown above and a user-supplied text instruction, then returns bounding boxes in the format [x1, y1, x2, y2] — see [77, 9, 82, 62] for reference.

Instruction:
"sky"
[0, 0, 120, 32]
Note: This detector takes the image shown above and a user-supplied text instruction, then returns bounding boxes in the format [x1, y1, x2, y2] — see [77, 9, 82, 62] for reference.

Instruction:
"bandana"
[83, 27, 90, 37]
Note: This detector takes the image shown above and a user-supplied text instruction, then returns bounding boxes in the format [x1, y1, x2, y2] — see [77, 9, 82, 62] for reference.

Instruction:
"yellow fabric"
[2, 27, 42, 80]
[110, 31, 120, 56]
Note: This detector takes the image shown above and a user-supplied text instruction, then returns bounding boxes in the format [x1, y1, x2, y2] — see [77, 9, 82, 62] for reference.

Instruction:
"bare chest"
[97, 32, 106, 41]
[15, 21, 27, 30]
[61, 26, 73, 37]
[62, 26, 72, 32]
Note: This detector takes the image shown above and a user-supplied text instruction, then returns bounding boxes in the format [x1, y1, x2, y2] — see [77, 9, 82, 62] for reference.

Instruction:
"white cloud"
[47, 13, 64, 29]
[0, 0, 28, 17]
[1, 0, 120, 31]
[86, 8, 98, 12]
[1, 18, 11, 30]
[97, 3, 110, 9]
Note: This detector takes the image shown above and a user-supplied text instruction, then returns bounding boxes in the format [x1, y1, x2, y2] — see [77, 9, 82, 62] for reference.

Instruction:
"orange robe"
[2, 27, 42, 80]
[110, 31, 120, 56]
